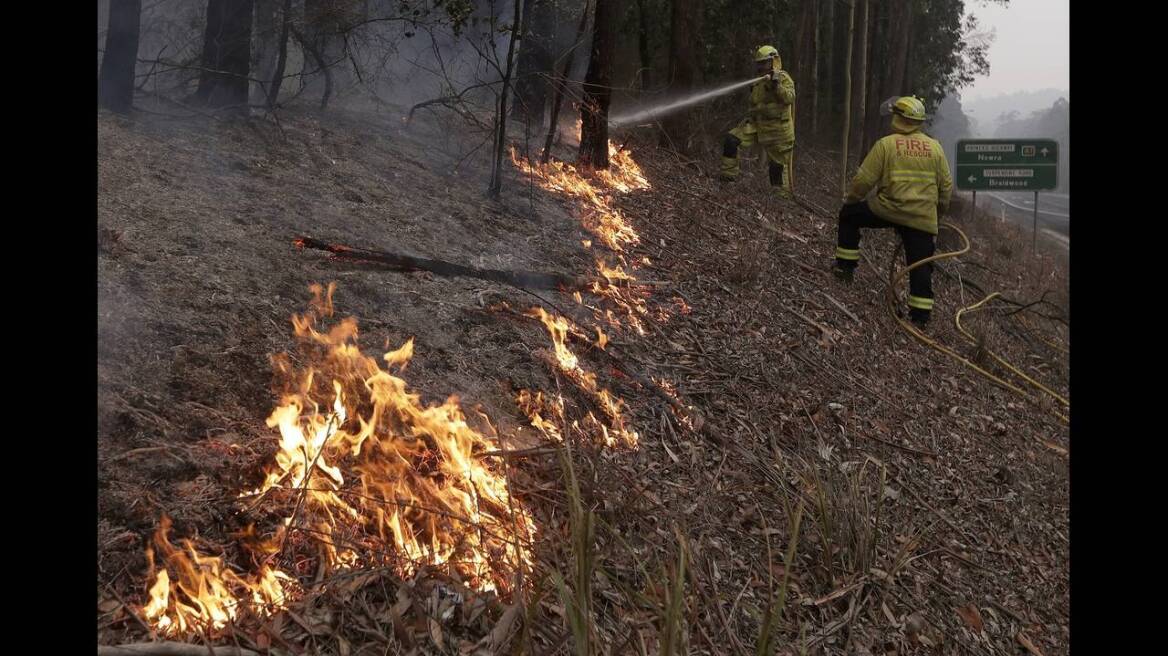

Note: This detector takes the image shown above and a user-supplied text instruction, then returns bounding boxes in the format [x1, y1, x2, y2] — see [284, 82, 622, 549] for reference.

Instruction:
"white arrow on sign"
[968, 175, 977, 183]
[1041, 147, 1050, 156]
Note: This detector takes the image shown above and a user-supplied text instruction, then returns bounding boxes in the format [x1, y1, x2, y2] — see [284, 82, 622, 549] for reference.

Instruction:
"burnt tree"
[196, 0, 254, 110]
[635, 0, 652, 90]
[99, 0, 142, 114]
[542, 0, 592, 162]
[578, 0, 616, 169]
[251, 0, 281, 106]
[660, 0, 703, 153]
[489, 0, 526, 197]
[266, 0, 294, 108]
[303, 0, 358, 104]
[512, 0, 555, 126]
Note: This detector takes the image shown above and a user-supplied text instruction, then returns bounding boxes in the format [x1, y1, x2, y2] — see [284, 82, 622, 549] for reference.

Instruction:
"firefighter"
[833, 96, 953, 327]
[719, 46, 796, 199]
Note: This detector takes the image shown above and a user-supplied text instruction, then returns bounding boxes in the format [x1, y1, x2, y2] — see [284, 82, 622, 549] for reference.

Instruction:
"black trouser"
[722, 133, 786, 186]
[835, 202, 936, 321]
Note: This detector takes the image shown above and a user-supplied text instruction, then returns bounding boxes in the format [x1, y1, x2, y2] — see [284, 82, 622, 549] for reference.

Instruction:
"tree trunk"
[889, 0, 912, 99]
[902, 10, 917, 94]
[636, 0, 652, 90]
[821, 0, 834, 137]
[791, 0, 814, 141]
[266, 0, 293, 109]
[660, 0, 703, 152]
[489, 0, 526, 197]
[839, 0, 855, 195]
[849, 0, 868, 157]
[512, 0, 554, 126]
[251, 0, 280, 106]
[810, 0, 820, 140]
[578, 0, 615, 169]
[304, 0, 353, 105]
[292, 24, 332, 109]
[542, 0, 591, 163]
[99, 0, 142, 114]
[862, 0, 887, 152]
[196, 0, 254, 110]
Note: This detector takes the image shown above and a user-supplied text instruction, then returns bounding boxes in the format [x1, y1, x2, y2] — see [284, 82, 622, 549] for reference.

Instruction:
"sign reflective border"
[955, 139, 1058, 191]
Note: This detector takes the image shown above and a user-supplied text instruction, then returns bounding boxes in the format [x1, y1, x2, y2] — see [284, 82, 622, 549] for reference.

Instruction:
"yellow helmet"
[754, 45, 779, 62]
[892, 96, 927, 122]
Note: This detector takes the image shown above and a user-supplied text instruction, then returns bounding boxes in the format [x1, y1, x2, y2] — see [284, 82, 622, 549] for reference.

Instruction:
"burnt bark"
[635, 0, 652, 90]
[196, 0, 254, 111]
[512, 0, 554, 126]
[99, 0, 142, 114]
[659, 0, 703, 152]
[578, 0, 615, 169]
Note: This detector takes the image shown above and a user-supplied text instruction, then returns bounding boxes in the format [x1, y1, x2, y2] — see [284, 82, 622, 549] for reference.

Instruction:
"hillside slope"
[98, 103, 1069, 655]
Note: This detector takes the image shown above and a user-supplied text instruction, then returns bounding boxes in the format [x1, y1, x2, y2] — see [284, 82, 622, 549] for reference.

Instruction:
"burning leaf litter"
[140, 283, 535, 635]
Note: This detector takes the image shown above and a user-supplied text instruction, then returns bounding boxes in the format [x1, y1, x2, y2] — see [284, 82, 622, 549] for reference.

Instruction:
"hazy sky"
[963, 0, 1069, 101]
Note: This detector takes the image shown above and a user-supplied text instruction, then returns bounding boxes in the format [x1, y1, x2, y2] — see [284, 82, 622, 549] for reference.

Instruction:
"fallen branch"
[97, 643, 259, 656]
[820, 291, 861, 324]
[295, 236, 593, 291]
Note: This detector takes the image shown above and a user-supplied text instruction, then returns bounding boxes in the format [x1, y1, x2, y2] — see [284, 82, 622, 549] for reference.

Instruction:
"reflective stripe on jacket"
[846, 128, 953, 235]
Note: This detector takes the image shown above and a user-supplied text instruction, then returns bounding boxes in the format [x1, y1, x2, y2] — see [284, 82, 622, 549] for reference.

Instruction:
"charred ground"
[98, 102, 1068, 655]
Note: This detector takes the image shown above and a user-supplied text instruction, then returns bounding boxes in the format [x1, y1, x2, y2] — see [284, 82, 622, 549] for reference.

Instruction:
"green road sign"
[954, 139, 1059, 191]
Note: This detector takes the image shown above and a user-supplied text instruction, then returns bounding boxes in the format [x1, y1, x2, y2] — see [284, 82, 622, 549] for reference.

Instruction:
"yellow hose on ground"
[886, 221, 1069, 425]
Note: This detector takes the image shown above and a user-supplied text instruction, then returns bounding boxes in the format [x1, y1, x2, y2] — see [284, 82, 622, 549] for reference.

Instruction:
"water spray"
[608, 75, 769, 128]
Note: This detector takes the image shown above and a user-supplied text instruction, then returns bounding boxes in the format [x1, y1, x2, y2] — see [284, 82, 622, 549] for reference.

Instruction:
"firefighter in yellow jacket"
[720, 46, 796, 199]
[833, 96, 953, 327]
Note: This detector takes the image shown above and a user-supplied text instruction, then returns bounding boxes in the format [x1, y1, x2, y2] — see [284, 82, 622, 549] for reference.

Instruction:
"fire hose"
[884, 221, 1069, 425]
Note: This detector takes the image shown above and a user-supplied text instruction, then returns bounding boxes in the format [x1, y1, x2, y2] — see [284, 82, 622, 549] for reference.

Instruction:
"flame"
[250, 289, 534, 590]
[516, 389, 564, 442]
[142, 516, 294, 636]
[508, 144, 645, 253]
[526, 307, 638, 447]
[140, 285, 533, 636]
[597, 260, 633, 283]
[508, 143, 654, 335]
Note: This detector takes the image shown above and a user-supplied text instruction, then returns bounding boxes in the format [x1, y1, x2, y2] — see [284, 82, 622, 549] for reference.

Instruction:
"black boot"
[909, 308, 930, 328]
[832, 261, 856, 283]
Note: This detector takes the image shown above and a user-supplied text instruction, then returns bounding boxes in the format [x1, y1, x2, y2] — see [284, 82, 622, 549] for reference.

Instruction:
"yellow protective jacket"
[746, 72, 796, 150]
[846, 125, 953, 235]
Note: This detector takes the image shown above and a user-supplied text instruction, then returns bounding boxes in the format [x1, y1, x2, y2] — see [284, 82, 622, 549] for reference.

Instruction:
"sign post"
[955, 139, 1059, 251]
[1031, 192, 1038, 251]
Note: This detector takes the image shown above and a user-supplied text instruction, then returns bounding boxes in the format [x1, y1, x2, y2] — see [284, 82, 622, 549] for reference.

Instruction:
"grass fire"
[100, 2, 1069, 652]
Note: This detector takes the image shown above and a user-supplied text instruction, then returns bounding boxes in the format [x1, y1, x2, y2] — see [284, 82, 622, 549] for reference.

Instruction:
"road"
[960, 190, 1070, 249]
